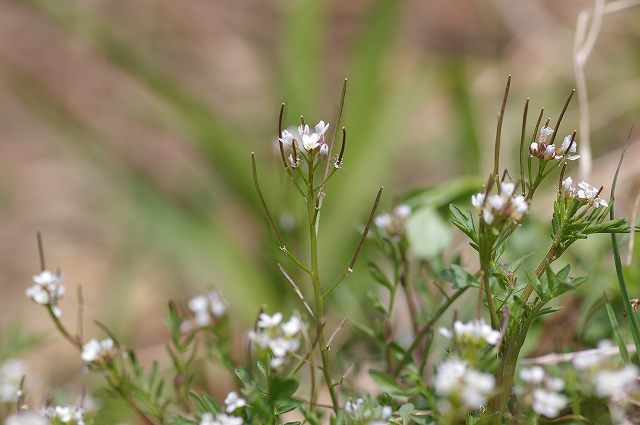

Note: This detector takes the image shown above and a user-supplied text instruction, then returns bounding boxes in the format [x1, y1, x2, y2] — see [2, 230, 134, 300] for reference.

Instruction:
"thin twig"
[277, 263, 315, 319]
[519, 98, 530, 194]
[493, 75, 511, 179]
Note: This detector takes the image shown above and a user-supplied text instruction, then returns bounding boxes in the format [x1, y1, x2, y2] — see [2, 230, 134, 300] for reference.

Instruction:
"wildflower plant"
[6, 77, 640, 425]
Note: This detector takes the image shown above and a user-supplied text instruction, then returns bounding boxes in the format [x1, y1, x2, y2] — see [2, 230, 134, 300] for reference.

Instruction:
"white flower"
[247, 330, 270, 348]
[374, 213, 392, 229]
[200, 412, 243, 425]
[555, 135, 580, 160]
[562, 176, 574, 194]
[345, 398, 364, 414]
[43, 405, 84, 424]
[520, 366, 545, 384]
[500, 182, 515, 197]
[532, 388, 568, 418]
[380, 406, 392, 419]
[319, 143, 329, 159]
[483, 208, 494, 224]
[471, 193, 485, 209]
[26, 270, 65, 311]
[81, 338, 114, 363]
[257, 312, 283, 329]
[487, 194, 505, 211]
[5, 413, 49, 425]
[208, 292, 227, 317]
[0, 359, 29, 402]
[299, 124, 321, 151]
[576, 181, 608, 208]
[439, 319, 501, 346]
[279, 129, 295, 147]
[538, 126, 554, 143]
[434, 358, 494, 409]
[315, 120, 330, 136]
[224, 392, 246, 413]
[593, 365, 639, 398]
[393, 204, 411, 219]
[510, 195, 529, 221]
[281, 316, 302, 337]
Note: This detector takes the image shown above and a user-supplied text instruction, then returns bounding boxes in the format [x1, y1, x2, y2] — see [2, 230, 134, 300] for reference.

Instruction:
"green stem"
[307, 162, 339, 412]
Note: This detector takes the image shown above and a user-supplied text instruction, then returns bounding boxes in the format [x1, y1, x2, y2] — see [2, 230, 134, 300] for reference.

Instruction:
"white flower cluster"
[25, 270, 65, 318]
[471, 182, 528, 225]
[530, 127, 579, 161]
[561, 177, 608, 209]
[344, 398, 392, 425]
[279, 120, 330, 167]
[0, 359, 29, 402]
[438, 318, 501, 346]
[517, 366, 567, 418]
[199, 412, 242, 425]
[4, 412, 49, 425]
[81, 338, 115, 363]
[181, 291, 228, 332]
[374, 204, 411, 237]
[248, 313, 303, 368]
[42, 405, 85, 425]
[573, 340, 639, 398]
[433, 358, 495, 411]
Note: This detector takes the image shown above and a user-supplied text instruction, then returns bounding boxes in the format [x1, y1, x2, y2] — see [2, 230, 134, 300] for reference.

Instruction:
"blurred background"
[1, 0, 640, 408]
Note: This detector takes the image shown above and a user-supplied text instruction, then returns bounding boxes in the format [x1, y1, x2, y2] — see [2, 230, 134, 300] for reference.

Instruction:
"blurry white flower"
[520, 366, 545, 384]
[5, 412, 49, 425]
[81, 338, 115, 363]
[593, 366, 639, 398]
[500, 182, 515, 197]
[374, 213, 392, 229]
[518, 366, 567, 418]
[532, 388, 568, 418]
[438, 319, 501, 346]
[471, 193, 485, 209]
[433, 358, 494, 409]
[257, 313, 282, 329]
[185, 291, 227, 330]
[281, 316, 302, 337]
[393, 204, 411, 220]
[43, 405, 84, 425]
[199, 412, 243, 425]
[375, 204, 411, 237]
[224, 392, 246, 413]
[26, 270, 65, 314]
[0, 359, 29, 402]
[345, 398, 364, 414]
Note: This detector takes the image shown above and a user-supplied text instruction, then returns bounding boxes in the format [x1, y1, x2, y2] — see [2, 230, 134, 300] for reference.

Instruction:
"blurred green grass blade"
[26, 0, 255, 205]
[609, 129, 640, 363]
[603, 293, 631, 364]
[442, 60, 481, 174]
[8, 66, 278, 318]
[281, 0, 325, 115]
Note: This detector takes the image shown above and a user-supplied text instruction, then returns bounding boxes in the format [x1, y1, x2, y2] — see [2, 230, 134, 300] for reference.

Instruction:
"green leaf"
[449, 204, 478, 244]
[368, 369, 414, 399]
[524, 267, 546, 301]
[440, 264, 479, 288]
[604, 294, 631, 364]
[269, 377, 299, 402]
[406, 207, 452, 259]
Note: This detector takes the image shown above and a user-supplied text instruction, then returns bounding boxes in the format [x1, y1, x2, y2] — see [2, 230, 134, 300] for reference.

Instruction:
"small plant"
[4, 78, 640, 425]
